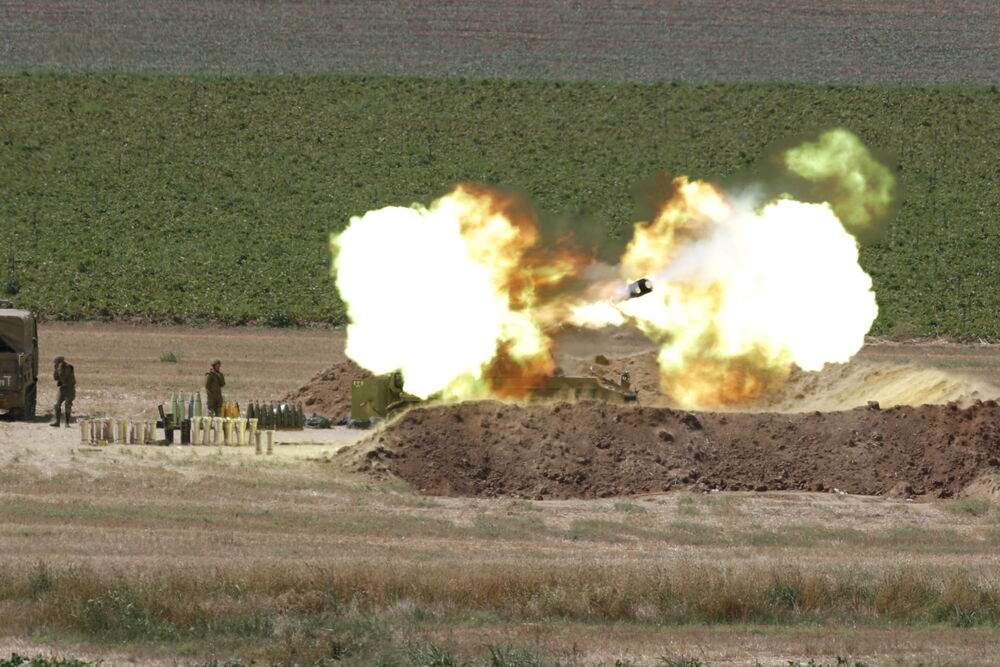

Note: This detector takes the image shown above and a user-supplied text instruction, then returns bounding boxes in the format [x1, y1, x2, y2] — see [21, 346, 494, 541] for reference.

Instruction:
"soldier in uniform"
[50, 355, 76, 427]
[204, 359, 225, 416]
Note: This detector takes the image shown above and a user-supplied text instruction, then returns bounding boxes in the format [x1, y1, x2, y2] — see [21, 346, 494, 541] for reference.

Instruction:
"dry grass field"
[0, 324, 998, 665]
[30, 322, 345, 419]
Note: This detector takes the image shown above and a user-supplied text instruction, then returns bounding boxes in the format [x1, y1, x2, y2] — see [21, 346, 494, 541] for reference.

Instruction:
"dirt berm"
[283, 360, 372, 420]
[284, 352, 995, 421]
[347, 399, 1000, 499]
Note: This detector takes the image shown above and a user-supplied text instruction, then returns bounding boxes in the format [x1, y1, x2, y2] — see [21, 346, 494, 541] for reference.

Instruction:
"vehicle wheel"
[24, 384, 36, 420]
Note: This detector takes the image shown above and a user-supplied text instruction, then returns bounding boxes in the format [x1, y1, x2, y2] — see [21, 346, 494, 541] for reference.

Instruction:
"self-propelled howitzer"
[346, 279, 654, 428]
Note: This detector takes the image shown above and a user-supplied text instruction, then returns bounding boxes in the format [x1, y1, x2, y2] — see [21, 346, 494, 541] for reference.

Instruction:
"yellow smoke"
[782, 128, 896, 234]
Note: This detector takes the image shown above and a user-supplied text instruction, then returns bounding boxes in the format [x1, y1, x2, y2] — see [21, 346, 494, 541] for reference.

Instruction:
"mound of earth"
[346, 399, 1000, 500]
[288, 351, 994, 420]
[282, 359, 371, 420]
[755, 361, 995, 412]
[556, 352, 994, 412]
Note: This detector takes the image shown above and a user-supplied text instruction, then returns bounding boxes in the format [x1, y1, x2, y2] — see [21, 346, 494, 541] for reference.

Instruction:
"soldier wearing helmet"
[204, 359, 225, 416]
[50, 355, 76, 427]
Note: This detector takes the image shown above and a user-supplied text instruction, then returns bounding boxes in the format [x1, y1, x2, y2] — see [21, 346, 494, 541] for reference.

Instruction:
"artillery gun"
[0, 300, 38, 420]
[347, 279, 651, 428]
[491, 369, 636, 403]
[348, 368, 636, 429]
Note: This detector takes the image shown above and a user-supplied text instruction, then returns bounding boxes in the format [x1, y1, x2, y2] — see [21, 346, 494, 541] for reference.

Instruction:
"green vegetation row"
[1, 73, 998, 336]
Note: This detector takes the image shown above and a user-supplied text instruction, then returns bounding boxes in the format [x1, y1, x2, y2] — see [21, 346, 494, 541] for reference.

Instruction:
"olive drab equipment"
[348, 370, 637, 429]
[0, 303, 39, 420]
[349, 371, 423, 428]
[343, 279, 653, 429]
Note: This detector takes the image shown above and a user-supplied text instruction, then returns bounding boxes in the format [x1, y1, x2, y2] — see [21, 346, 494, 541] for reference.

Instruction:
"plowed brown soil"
[351, 399, 1000, 500]
[3, 1, 996, 85]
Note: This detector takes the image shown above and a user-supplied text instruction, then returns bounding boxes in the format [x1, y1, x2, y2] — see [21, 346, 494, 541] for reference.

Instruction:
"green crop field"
[1, 73, 998, 337]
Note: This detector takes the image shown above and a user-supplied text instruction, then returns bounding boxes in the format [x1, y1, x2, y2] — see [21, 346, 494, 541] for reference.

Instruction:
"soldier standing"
[50, 355, 76, 427]
[204, 359, 225, 417]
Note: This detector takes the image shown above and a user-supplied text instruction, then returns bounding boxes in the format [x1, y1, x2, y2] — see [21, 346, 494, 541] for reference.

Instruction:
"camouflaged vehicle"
[349, 369, 636, 428]
[0, 300, 38, 420]
[348, 279, 650, 427]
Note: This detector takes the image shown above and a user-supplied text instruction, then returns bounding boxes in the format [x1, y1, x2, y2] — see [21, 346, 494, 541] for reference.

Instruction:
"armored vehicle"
[347, 278, 651, 428]
[491, 371, 637, 404]
[349, 371, 422, 428]
[348, 369, 636, 428]
[0, 301, 39, 420]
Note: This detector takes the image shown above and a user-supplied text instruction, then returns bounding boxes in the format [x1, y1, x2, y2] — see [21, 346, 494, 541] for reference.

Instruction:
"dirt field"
[19, 321, 1000, 451]
[2, 323, 1000, 665]
[2, 1, 997, 85]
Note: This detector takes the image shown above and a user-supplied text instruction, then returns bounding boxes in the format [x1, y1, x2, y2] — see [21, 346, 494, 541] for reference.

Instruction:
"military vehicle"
[348, 368, 637, 429]
[349, 371, 422, 428]
[347, 278, 651, 428]
[490, 370, 637, 403]
[0, 300, 39, 420]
